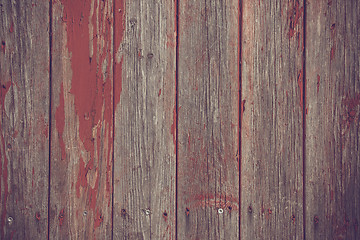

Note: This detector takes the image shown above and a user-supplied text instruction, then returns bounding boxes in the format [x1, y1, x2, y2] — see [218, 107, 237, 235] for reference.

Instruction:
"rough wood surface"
[113, 0, 177, 239]
[177, 1, 240, 239]
[305, 0, 360, 239]
[241, 1, 304, 239]
[49, 0, 114, 238]
[0, 0, 50, 239]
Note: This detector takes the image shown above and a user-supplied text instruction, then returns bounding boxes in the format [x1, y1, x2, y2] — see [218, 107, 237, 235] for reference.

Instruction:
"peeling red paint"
[94, 209, 103, 229]
[75, 157, 88, 198]
[288, 1, 303, 39]
[158, 88, 162, 97]
[55, 83, 66, 160]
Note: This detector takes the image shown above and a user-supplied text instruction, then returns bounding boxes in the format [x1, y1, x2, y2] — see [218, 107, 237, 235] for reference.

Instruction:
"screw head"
[7, 216, 13, 224]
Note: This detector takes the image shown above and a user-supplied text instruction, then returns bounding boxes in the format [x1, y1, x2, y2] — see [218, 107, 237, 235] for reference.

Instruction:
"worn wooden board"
[112, 0, 177, 239]
[305, 0, 360, 239]
[0, 0, 50, 239]
[241, 0, 304, 239]
[49, 0, 114, 239]
[177, 1, 240, 239]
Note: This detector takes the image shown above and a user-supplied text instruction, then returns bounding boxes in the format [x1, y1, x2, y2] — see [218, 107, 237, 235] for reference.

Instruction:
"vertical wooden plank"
[241, 0, 304, 239]
[50, 0, 113, 238]
[177, 0, 239, 239]
[306, 0, 360, 239]
[0, 0, 49, 239]
[113, 0, 176, 239]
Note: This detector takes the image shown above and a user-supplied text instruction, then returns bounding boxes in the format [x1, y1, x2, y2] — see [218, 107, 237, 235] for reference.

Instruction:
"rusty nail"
[218, 208, 224, 214]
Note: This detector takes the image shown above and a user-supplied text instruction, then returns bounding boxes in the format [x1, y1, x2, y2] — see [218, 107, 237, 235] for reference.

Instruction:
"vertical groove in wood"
[241, 0, 304, 239]
[48, 0, 53, 239]
[113, 0, 177, 239]
[239, 0, 243, 238]
[0, 1, 50, 239]
[177, 0, 240, 239]
[50, 0, 114, 238]
[305, 0, 360, 239]
[175, 0, 179, 239]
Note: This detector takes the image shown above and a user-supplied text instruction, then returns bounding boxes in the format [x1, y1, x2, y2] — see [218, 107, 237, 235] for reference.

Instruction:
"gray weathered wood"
[50, 0, 113, 238]
[241, 0, 304, 239]
[0, 0, 50, 239]
[113, 0, 177, 239]
[177, 0, 240, 239]
[305, 0, 360, 239]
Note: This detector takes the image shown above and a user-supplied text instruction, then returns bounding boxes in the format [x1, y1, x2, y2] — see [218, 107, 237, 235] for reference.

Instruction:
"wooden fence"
[1, 0, 359, 239]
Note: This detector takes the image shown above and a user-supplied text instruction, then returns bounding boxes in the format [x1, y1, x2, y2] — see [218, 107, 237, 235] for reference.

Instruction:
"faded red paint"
[342, 93, 360, 125]
[158, 88, 162, 97]
[297, 70, 303, 108]
[55, 83, 66, 160]
[330, 45, 336, 61]
[187, 193, 239, 210]
[0, 81, 11, 108]
[35, 212, 41, 221]
[9, 22, 14, 33]
[114, 0, 126, 108]
[0, 125, 9, 238]
[288, 1, 303, 39]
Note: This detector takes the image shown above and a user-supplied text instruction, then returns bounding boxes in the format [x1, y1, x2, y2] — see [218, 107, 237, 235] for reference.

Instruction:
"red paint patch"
[75, 157, 88, 198]
[158, 88, 161, 97]
[55, 83, 66, 160]
[58, 209, 65, 227]
[288, 1, 304, 39]
[1, 41, 5, 53]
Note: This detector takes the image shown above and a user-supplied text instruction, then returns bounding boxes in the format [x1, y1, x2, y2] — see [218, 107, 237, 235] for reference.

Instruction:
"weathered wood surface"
[50, 0, 114, 238]
[113, 0, 177, 239]
[177, 0, 240, 239]
[305, 0, 360, 239]
[0, 0, 50, 239]
[241, 0, 304, 239]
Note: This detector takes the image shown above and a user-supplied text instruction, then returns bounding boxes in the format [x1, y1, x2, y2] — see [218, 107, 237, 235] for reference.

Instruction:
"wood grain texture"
[50, 0, 113, 238]
[0, 0, 50, 239]
[177, 1, 239, 239]
[305, 0, 360, 239]
[241, 0, 304, 239]
[113, 0, 176, 239]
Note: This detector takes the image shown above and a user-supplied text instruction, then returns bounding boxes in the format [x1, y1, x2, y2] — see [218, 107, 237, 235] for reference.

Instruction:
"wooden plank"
[177, 1, 240, 239]
[49, 0, 113, 238]
[305, 0, 360, 239]
[0, 0, 50, 239]
[113, 0, 177, 239]
[241, 1, 304, 239]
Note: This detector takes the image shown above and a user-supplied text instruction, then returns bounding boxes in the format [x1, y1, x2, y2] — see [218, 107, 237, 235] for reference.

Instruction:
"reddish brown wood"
[177, 1, 240, 239]
[305, 0, 360, 239]
[0, 0, 50, 239]
[49, 0, 114, 238]
[112, 0, 177, 239]
[241, 0, 304, 239]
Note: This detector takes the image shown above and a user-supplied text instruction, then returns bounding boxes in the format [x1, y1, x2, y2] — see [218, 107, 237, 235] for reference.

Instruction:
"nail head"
[218, 208, 224, 214]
